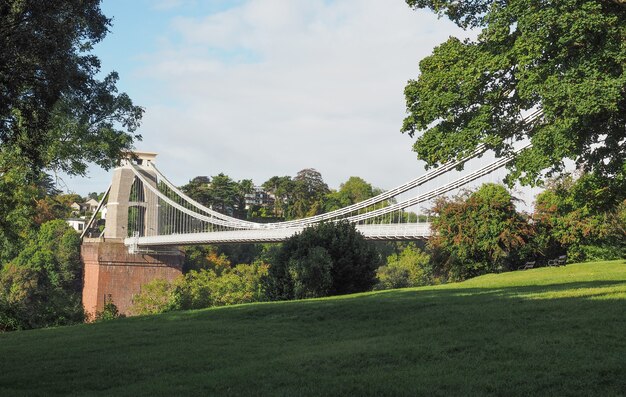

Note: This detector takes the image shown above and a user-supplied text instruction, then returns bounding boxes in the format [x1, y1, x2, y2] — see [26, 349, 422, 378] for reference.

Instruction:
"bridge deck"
[125, 223, 431, 246]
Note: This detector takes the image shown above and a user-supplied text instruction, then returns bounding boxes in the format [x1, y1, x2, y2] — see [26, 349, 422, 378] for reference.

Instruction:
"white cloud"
[121, 1, 475, 191]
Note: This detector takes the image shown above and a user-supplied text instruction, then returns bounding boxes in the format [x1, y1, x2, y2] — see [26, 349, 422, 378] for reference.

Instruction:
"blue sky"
[67, 0, 508, 202]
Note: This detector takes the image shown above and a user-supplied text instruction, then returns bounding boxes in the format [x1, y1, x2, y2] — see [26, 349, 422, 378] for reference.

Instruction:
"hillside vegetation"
[1, 260, 625, 396]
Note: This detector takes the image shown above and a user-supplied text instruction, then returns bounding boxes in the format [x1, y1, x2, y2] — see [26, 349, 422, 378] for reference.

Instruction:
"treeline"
[180, 169, 383, 221]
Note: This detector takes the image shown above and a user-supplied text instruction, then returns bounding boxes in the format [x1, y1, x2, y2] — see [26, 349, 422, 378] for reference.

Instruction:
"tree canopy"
[0, 220, 83, 331]
[403, 0, 626, 186]
[0, 0, 143, 176]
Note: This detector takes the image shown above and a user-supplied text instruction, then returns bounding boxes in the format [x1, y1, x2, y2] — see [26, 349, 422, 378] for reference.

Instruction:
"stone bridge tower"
[81, 152, 184, 318]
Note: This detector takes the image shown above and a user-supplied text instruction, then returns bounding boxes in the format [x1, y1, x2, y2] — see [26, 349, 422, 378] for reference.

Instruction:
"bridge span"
[80, 138, 532, 316]
[126, 223, 431, 248]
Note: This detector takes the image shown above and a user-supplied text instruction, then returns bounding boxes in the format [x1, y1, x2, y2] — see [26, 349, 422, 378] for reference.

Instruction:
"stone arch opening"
[127, 176, 147, 237]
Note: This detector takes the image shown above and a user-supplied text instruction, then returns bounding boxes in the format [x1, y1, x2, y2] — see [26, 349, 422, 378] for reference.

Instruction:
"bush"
[375, 244, 431, 290]
[94, 300, 124, 322]
[130, 278, 179, 316]
[265, 221, 381, 300]
[429, 184, 533, 281]
[533, 174, 626, 262]
[131, 262, 269, 314]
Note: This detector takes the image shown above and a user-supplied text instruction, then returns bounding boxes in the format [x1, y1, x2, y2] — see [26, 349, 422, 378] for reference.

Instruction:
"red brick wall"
[81, 240, 183, 318]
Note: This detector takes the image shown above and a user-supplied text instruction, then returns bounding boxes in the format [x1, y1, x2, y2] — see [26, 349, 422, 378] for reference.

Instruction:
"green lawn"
[1, 260, 625, 396]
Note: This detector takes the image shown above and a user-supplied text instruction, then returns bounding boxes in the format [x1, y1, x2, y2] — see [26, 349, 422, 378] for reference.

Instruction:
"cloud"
[133, 0, 474, 191]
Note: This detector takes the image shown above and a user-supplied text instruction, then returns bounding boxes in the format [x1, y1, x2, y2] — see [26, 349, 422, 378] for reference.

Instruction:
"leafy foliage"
[288, 246, 333, 299]
[265, 221, 381, 300]
[0, 0, 143, 298]
[533, 173, 626, 261]
[0, 220, 83, 331]
[429, 184, 533, 281]
[262, 175, 296, 218]
[182, 245, 231, 274]
[375, 243, 432, 290]
[323, 176, 382, 212]
[94, 301, 124, 322]
[0, 155, 39, 263]
[129, 279, 177, 316]
[175, 262, 269, 310]
[289, 168, 329, 219]
[403, 0, 626, 186]
[180, 173, 257, 219]
[0, 0, 143, 174]
[130, 260, 269, 315]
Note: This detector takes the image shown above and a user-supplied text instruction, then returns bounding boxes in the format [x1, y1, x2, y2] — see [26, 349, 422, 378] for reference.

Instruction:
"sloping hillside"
[1, 260, 625, 396]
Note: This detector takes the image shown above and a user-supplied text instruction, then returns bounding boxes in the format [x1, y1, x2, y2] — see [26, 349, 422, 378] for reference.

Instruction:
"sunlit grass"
[1, 259, 625, 396]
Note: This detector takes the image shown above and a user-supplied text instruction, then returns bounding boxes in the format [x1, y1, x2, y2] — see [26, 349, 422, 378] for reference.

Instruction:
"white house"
[66, 218, 86, 232]
[84, 198, 99, 212]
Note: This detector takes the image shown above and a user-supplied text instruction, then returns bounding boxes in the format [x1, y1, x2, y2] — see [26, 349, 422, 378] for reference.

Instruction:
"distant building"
[84, 198, 99, 212]
[66, 218, 86, 232]
[70, 199, 100, 216]
[70, 202, 82, 215]
[244, 187, 275, 210]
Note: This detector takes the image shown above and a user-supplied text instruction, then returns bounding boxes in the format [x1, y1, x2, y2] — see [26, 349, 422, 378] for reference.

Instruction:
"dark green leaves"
[403, 0, 626, 186]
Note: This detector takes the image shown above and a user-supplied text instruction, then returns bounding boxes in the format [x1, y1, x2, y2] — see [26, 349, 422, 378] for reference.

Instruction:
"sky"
[65, 0, 476, 196]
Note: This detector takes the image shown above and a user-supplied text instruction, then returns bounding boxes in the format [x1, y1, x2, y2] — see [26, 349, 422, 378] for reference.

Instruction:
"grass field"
[1, 260, 625, 396]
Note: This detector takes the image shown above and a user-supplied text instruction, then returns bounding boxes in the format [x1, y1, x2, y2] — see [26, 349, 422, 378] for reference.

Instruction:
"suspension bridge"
[82, 141, 533, 250]
[80, 112, 538, 315]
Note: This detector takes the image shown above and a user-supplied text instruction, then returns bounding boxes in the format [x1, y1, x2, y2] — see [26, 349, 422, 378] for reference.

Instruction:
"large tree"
[429, 183, 533, 281]
[0, 0, 143, 175]
[290, 168, 329, 219]
[323, 176, 382, 212]
[402, 1, 626, 186]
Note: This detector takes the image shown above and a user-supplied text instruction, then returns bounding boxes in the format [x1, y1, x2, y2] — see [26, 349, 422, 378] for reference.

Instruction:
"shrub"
[375, 244, 431, 290]
[94, 300, 124, 322]
[265, 221, 381, 300]
[172, 261, 269, 311]
[429, 184, 533, 281]
[130, 278, 179, 315]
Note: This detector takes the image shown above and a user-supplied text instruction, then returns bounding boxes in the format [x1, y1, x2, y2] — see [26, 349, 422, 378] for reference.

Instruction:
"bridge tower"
[81, 152, 184, 318]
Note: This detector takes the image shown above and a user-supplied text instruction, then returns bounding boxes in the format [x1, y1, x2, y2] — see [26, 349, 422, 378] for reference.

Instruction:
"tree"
[1, 0, 143, 175]
[290, 168, 329, 219]
[288, 247, 333, 299]
[130, 278, 179, 316]
[429, 184, 533, 281]
[0, 220, 83, 330]
[323, 176, 382, 212]
[209, 173, 240, 216]
[533, 172, 626, 261]
[0, 159, 39, 264]
[182, 245, 232, 274]
[265, 221, 381, 300]
[403, 1, 626, 187]
[0, 1, 143, 270]
[262, 176, 295, 218]
[181, 177, 212, 207]
[171, 262, 269, 311]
